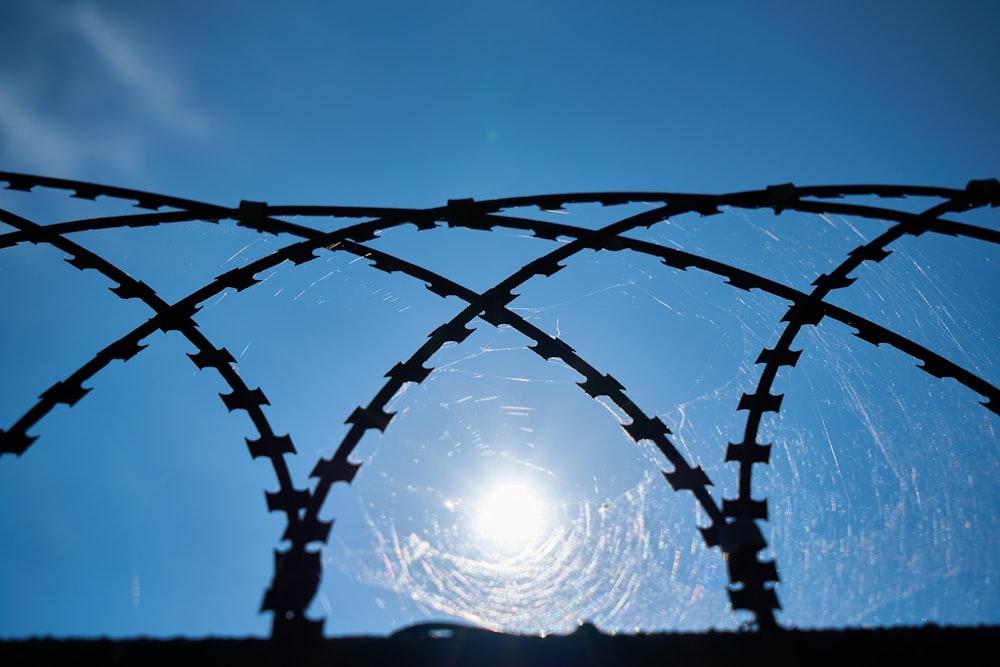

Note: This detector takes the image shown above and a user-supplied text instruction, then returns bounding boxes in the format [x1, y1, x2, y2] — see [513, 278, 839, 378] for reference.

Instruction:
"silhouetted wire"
[1, 172, 997, 638]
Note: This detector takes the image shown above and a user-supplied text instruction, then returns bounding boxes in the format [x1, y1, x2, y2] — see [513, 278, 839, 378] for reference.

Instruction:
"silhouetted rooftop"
[3, 625, 997, 667]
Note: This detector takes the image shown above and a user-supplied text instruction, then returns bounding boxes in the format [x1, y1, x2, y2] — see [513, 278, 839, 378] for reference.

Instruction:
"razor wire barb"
[1, 172, 998, 639]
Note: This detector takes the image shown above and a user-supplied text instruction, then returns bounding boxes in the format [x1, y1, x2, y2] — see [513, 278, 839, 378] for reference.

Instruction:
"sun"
[477, 483, 548, 549]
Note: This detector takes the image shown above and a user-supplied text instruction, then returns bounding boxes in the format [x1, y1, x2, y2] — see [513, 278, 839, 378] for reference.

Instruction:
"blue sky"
[2, 2, 998, 199]
[0, 1, 998, 639]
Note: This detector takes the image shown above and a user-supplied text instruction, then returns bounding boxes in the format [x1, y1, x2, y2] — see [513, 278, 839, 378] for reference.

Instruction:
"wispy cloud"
[0, 71, 146, 177]
[0, 78, 85, 174]
[0, 3, 212, 177]
[68, 3, 211, 137]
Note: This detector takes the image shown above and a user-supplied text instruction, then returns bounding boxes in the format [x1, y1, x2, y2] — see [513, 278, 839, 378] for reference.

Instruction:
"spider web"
[0, 176, 997, 638]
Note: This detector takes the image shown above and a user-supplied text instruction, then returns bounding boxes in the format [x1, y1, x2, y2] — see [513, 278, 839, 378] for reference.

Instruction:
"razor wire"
[1, 172, 997, 638]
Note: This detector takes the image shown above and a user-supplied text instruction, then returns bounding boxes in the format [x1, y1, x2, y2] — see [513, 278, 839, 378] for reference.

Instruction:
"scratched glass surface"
[0, 182, 997, 638]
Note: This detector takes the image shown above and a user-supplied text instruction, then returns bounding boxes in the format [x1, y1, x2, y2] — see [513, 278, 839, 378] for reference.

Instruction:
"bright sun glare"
[477, 483, 547, 550]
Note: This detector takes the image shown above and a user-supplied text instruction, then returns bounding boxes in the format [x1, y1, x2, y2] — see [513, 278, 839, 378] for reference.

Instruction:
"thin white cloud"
[0, 4, 214, 177]
[0, 74, 145, 178]
[68, 3, 210, 137]
[0, 78, 83, 174]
